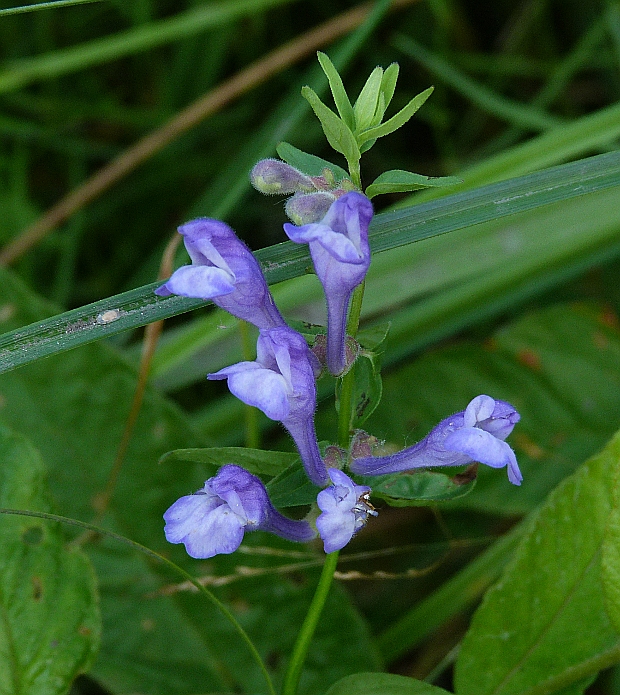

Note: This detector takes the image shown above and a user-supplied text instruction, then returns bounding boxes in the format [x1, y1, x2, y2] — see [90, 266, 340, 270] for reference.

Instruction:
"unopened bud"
[250, 159, 315, 195]
[285, 192, 336, 225]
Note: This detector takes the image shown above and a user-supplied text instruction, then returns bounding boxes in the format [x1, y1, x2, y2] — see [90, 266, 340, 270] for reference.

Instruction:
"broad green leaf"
[276, 141, 349, 180]
[454, 429, 620, 695]
[316, 51, 355, 131]
[301, 85, 360, 164]
[365, 169, 461, 198]
[353, 66, 384, 132]
[0, 423, 100, 695]
[325, 673, 451, 695]
[357, 86, 434, 144]
[602, 437, 620, 634]
[160, 446, 298, 477]
[368, 470, 476, 506]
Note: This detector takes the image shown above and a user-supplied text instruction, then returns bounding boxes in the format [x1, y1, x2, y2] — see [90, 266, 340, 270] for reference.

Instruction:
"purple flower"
[155, 218, 284, 330]
[208, 327, 328, 486]
[350, 395, 523, 485]
[164, 464, 315, 559]
[283, 192, 373, 376]
[316, 469, 377, 553]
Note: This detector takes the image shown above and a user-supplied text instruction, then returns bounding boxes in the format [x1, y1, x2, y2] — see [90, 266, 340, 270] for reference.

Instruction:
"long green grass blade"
[0, 151, 618, 375]
[0, 0, 297, 93]
[0, 0, 100, 17]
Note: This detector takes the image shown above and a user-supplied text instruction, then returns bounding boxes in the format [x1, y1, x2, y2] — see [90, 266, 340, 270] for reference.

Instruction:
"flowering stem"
[281, 550, 340, 695]
[337, 281, 365, 449]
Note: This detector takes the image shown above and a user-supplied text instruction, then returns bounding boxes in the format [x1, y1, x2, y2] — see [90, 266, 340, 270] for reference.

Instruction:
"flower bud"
[250, 159, 315, 195]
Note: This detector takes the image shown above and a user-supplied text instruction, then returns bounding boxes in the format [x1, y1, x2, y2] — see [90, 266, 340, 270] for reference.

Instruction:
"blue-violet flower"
[155, 218, 285, 330]
[208, 326, 328, 486]
[164, 464, 315, 559]
[316, 468, 377, 553]
[350, 395, 523, 485]
[283, 191, 373, 376]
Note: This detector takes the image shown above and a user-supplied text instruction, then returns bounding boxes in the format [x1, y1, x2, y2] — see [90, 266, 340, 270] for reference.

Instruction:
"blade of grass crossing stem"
[0, 152, 619, 374]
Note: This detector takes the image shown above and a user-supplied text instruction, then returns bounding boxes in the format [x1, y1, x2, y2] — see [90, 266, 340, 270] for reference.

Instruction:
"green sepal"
[276, 141, 348, 181]
[353, 66, 384, 132]
[159, 446, 298, 478]
[301, 85, 361, 166]
[316, 51, 355, 131]
[365, 169, 461, 198]
[357, 85, 434, 145]
[365, 470, 477, 505]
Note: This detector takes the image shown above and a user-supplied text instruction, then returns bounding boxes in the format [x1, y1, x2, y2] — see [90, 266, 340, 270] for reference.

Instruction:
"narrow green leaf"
[454, 430, 620, 695]
[0, 0, 298, 94]
[353, 66, 384, 132]
[0, 424, 100, 695]
[325, 673, 451, 695]
[370, 91, 386, 128]
[365, 169, 461, 198]
[357, 86, 434, 144]
[276, 141, 349, 180]
[0, 0, 100, 17]
[160, 447, 297, 477]
[316, 51, 355, 130]
[301, 85, 360, 164]
[369, 470, 476, 505]
[380, 63, 400, 112]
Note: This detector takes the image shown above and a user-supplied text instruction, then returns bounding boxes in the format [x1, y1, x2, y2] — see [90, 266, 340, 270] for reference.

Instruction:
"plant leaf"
[276, 141, 349, 180]
[301, 85, 360, 164]
[365, 169, 462, 198]
[454, 429, 620, 695]
[0, 423, 100, 695]
[368, 470, 476, 505]
[316, 51, 355, 130]
[325, 673, 452, 695]
[357, 86, 434, 144]
[159, 446, 298, 477]
[353, 65, 384, 132]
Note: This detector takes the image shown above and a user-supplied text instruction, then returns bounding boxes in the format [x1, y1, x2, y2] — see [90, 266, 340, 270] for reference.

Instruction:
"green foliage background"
[2, 0, 620, 694]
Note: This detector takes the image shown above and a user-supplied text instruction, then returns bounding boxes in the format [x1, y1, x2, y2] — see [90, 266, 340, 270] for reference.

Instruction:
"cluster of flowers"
[157, 164, 522, 559]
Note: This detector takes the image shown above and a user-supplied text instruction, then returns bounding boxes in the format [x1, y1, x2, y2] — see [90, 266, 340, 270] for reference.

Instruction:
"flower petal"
[161, 265, 235, 299]
[444, 427, 515, 469]
[222, 367, 291, 421]
[463, 395, 496, 427]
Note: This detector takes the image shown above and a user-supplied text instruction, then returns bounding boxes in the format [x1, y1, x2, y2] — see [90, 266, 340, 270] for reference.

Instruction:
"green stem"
[281, 550, 340, 695]
[337, 282, 366, 449]
[240, 321, 260, 449]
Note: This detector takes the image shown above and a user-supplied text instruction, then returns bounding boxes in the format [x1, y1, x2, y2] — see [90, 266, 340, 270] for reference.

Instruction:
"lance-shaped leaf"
[367, 470, 477, 505]
[301, 85, 360, 165]
[378, 63, 400, 117]
[357, 85, 434, 145]
[365, 169, 462, 198]
[317, 51, 355, 131]
[325, 673, 452, 695]
[353, 65, 384, 132]
[276, 141, 349, 180]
